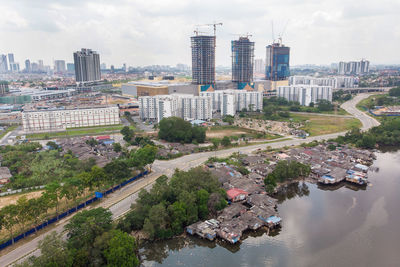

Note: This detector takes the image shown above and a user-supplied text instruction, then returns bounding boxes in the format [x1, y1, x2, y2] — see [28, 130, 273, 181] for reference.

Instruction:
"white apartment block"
[221, 94, 235, 116]
[289, 76, 358, 88]
[22, 106, 120, 133]
[139, 94, 212, 122]
[200, 90, 263, 115]
[277, 85, 332, 106]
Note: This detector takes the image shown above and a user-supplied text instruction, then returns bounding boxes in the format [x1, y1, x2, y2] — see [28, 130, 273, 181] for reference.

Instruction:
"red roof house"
[226, 188, 249, 202]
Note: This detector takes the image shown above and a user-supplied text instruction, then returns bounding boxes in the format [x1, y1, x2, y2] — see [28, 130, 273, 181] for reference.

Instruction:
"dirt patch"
[0, 190, 44, 209]
[206, 130, 248, 139]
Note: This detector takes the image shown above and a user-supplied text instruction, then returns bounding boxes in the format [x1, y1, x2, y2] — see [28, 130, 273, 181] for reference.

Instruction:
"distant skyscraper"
[54, 60, 66, 73]
[254, 59, 264, 74]
[191, 35, 216, 85]
[265, 42, 290, 81]
[10, 63, 20, 72]
[66, 63, 75, 73]
[0, 55, 8, 72]
[38, 60, 44, 71]
[231, 37, 254, 86]
[25, 59, 31, 72]
[31, 62, 39, 72]
[73, 48, 101, 83]
[8, 53, 14, 65]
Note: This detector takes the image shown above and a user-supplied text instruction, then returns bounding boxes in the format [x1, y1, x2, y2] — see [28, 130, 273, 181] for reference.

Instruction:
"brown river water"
[140, 151, 400, 267]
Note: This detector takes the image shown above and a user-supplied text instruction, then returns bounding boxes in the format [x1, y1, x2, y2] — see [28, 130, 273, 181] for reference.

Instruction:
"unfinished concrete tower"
[231, 37, 255, 88]
[191, 35, 216, 85]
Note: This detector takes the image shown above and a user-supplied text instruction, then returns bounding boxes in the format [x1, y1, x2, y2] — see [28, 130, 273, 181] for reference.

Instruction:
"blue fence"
[0, 170, 148, 251]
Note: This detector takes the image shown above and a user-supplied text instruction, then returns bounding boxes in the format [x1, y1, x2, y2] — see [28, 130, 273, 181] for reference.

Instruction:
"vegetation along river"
[140, 150, 400, 267]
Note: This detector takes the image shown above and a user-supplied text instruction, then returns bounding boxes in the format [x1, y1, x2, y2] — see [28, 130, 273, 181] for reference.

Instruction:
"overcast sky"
[1, 0, 399, 68]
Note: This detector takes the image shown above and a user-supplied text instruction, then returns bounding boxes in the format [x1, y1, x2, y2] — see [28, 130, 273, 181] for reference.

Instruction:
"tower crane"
[195, 22, 223, 36]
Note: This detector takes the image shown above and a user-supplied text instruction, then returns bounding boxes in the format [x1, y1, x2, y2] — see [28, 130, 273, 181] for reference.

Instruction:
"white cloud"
[0, 0, 399, 67]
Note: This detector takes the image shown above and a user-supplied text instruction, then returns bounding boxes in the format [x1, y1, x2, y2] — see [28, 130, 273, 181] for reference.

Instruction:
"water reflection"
[142, 151, 400, 267]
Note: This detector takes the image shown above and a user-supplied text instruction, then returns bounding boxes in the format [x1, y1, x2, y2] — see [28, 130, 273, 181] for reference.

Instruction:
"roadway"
[1, 93, 379, 266]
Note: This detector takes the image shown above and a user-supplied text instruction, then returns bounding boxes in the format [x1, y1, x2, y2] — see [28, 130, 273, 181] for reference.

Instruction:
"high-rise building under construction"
[191, 35, 215, 85]
[265, 42, 290, 81]
[231, 37, 254, 87]
[73, 48, 101, 83]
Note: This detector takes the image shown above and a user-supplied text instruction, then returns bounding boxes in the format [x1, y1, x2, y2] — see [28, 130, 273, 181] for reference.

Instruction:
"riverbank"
[141, 150, 400, 267]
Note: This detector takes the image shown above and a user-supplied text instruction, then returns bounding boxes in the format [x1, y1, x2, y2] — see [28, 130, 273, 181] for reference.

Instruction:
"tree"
[104, 160, 131, 186]
[317, 100, 334, 111]
[112, 142, 122, 152]
[222, 115, 234, 125]
[103, 230, 139, 267]
[309, 102, 314, 107]
[66, 208, 112, 250]
[21, 231, 73, 267]
[0, 204, 17, 241]
[211, 138, 220, 150]
[389, 87, 400, 97]
[130, 145, 158, 170]
[85, 138, 98, 147]
[221, 136, 231, 147]
[43, 181, 62, 215]
[158, 117, 205, 143]
[46, 141, 59, 150]
[121, 126, 134, 143]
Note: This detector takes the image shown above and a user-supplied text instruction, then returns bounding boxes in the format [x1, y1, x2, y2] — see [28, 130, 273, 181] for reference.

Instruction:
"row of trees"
[16, 208, 139, 267]
[158, 117, 206, 144]
[118, 168, 227, 240]
[264, 160, 311, 193]
[0, 144, 158, 242]
[335, 118, 400, 149]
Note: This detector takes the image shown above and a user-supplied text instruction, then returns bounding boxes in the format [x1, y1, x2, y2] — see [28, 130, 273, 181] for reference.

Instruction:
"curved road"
[1, 93, 379, 266]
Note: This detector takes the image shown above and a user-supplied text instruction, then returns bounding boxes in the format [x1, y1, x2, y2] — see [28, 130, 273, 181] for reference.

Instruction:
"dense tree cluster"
[16, 208, 139, 267]
[333, 90, 352, 103]
[361, 94, 400, 110]
[158, 117, 206, 143]
[0, 143, 157, 242]
[335, 118, 400, 148]
[118, 168, 227, 240]
[389, 87, 400, 97]
[264, 160, 311, 193]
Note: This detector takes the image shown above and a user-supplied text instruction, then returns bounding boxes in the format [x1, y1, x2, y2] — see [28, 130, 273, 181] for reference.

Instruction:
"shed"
[226, 188, 249, 202]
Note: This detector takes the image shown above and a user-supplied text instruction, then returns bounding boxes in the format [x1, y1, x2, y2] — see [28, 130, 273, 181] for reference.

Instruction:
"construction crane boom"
[195, 22, 223, 36]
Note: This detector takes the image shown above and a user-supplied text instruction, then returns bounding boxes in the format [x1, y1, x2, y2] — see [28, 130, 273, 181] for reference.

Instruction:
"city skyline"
[0, 0, 399, 67]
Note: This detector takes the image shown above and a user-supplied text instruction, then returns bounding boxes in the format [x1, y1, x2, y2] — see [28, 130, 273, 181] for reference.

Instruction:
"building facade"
[338, 60, 369, 75]
[265, 42, 290, 81]
[139, 94, 212, 122]
[22, 106, 120, 133]
[289, 76, 358, 88]
[191, 35, 216, 85]
[254, 58, 264, 74]
[54, 60, 66, 73]
[277, 85, 332, 106]
[73, 48, 101, 83]
[0, 55, 8, 73]
[200, 89, 263, 114]
[232, 37, 255, 85]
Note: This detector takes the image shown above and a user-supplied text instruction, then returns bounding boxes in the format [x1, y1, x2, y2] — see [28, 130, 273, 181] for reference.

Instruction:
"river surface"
[140, 151, 400, 267]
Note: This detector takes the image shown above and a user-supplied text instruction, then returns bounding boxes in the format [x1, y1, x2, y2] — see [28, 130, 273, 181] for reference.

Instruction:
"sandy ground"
[0, 190, 44, 209]
[206, 129, 248, 138]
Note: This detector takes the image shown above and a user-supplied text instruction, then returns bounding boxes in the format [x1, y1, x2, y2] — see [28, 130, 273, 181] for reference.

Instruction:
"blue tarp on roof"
[266, 215, 282, 224]
[322, 175, 335, 181]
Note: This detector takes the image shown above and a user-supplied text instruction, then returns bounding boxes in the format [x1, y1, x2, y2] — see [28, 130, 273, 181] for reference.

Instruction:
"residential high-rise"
[191, 35, 216, 86]
[73, 48, 101, 83]
[0, 55, 8, 72]
[254, 58, 264, 74]
[38, 60, 44, 71]
[25, 59, 31, 72]
[231, 37, 255, 87]
[10, 63, 20, 72]
[277, 85, 332, 106]
[54, 60, 66, 73]
[265, 42, 290, 81]
[338, 60, 369, 75]
[139, 94, 212, 122]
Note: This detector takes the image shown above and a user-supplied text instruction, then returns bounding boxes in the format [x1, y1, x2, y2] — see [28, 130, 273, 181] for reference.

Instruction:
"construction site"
[231, 36, 255, 90]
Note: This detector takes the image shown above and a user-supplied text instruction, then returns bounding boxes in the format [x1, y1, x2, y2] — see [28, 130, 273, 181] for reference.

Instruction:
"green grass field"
[287, 113, 361, 136]
[26, 124, 133, 140]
